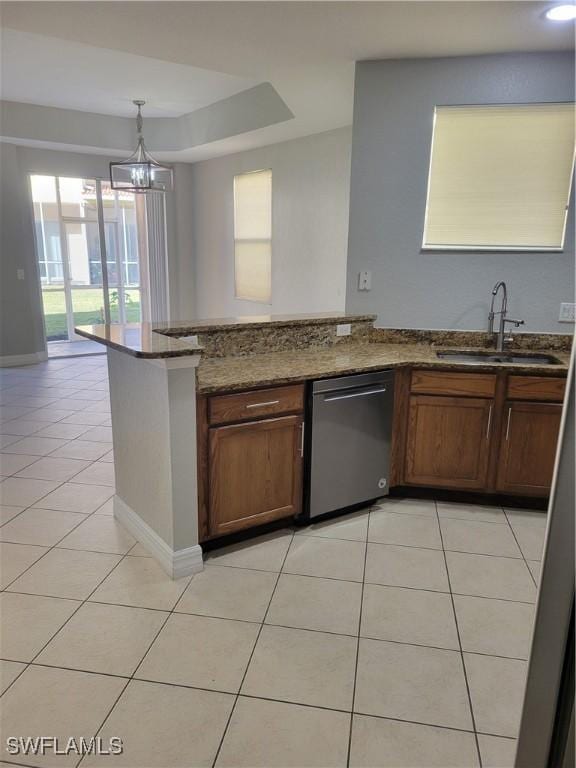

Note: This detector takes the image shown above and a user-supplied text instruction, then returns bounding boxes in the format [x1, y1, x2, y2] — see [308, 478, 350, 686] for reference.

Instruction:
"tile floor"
[0, 357, 547, 767]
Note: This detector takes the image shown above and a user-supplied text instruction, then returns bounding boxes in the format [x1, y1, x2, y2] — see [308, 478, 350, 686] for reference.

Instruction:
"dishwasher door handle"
[323, 386, 387, 402]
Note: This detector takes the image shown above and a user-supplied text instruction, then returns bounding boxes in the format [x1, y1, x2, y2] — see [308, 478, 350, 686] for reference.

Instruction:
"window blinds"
[234, 169, 272, 302]
[423, 103, 575, 251]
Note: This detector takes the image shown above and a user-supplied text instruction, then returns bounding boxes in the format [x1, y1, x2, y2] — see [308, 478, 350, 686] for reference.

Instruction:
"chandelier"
[109, 100, 173, 193]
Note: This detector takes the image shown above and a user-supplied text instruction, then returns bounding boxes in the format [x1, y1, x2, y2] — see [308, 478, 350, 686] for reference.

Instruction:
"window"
[422, 103, 575, 251]
[234, 169, 272, 302]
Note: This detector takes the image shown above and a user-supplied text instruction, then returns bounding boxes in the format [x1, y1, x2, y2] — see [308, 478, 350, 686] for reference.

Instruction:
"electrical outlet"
[358, 270, 371, 291]
[559, 303, 576, 322]
[336, 323, 351, 337]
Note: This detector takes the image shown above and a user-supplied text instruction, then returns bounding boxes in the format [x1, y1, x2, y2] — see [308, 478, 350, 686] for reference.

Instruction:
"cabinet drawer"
[411, 370, 496, 398]
[506, 376, 566, 402]
[209, 384, 305, 425]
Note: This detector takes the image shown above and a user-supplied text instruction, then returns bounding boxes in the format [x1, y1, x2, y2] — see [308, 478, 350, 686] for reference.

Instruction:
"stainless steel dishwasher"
[305, 370, 394, 520]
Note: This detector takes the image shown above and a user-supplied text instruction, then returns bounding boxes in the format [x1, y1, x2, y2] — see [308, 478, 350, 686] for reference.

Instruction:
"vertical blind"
[423, 103, 575, 250]
[234, 169, 272, 303]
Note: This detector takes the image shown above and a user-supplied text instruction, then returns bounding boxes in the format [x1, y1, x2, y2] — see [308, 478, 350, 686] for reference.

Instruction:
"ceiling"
[1, 1, 573, 162]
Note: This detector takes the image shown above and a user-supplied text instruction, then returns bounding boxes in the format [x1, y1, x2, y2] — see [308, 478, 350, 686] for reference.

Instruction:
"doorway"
[30, 175, 144, 345]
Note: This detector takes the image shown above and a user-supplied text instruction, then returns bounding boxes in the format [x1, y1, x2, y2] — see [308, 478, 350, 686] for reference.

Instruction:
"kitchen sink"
[436, 350, 562, 365]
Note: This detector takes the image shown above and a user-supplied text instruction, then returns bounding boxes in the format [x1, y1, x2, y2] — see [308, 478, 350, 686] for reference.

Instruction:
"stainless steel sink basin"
[436, 350, 561, 365]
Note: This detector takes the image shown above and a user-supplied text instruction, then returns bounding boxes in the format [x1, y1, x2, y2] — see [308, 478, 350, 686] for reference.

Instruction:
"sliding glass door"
[31, 175, 143, 342]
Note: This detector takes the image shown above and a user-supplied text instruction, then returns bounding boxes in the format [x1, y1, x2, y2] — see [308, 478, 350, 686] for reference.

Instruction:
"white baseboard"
[0, 351, 48, 368]
[114, 495, 204, 580]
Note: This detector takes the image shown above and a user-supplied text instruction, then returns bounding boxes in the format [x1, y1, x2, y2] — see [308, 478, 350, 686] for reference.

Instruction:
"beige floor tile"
[0, 665, 126, 767]
[58, 515, 135, 554]
[50, 397, 94, 411]
[464, 653, 528, 738]
[454, 595, 535, 659]
[71, 462, 115, 487]
[99, 449, 114, 463]
[505, 510, 548, 561]
[242, 624, 356, 710]
[477, 735, 517, 767]
[0, 507, 87, 546]
[176, 565, 277, 622]
[350, 714, 479, 767]
[355, 639, 473, 730]
[7, 547, 121, 599]
[369, 509, 442, 549]
[0, 477, 60, 507]
[136, 613, 259, 693]
[83, 679, 234, 768]
[0, 504, 24, 525]
[37, 602, 167, 676]
[282, 536, 366, 582]
[60, 412, 110, 426]
[206, 530, 293, 572]
[361, 583, 459, 649]
[446, 552, 536, 602]
[296, 509, 369, 541]
[0, 592, 80, 661]
[0, 542, 48, 589]
[440, 518, 522, 558]
[437, 502, 507, 524]
[50, 439, 112, 460]
[32, 482, 113, 513]
[372, 497, 437, 517]
[0, 436, 69, 455]
[0, 418, 52, 436]
[527, 560, 541, 583]
[94, 497, 114, 515]
[216, 696, 350, 768]
[81, 426, 113, 442]
[33, 422, 92, 440]
[0, 454, 40, 476]
[365, 543, 449, 592]
[0, 434, 24, 449]
[266, 573, 362, 635]
[0, 659, 26, 695]
[127, 542, 149, 555]
[16, 457, 91, 482]
[91, 555, 190, 610]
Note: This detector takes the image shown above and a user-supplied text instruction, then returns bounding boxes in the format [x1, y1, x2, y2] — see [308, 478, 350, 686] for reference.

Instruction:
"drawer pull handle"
[246, 399, 280, 409]
[486, 405, 493, 440]
[300, 423, 305, 457]
[505, 407, 512, 441]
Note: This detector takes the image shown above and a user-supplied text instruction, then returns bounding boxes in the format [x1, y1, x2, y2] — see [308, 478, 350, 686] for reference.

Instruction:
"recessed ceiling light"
[545, 4, 576, 21]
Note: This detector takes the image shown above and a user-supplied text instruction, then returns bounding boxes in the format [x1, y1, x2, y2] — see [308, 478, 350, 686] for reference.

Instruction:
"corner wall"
[189, 127, 352, 318]
[346, 52, 576, 333]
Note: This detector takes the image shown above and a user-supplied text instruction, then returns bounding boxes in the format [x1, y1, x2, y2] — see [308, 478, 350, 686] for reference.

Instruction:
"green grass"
[42, 287, 141, 341]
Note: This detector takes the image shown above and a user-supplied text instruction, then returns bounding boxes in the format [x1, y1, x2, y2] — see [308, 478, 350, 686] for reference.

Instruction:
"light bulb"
[545, 4, 576, 21]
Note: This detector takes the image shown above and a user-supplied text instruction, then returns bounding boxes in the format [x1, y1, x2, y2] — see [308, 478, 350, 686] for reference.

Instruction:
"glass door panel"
[31, 175, 144, 343]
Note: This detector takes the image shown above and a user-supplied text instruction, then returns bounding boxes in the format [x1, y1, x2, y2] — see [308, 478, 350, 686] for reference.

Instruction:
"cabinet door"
[405, 395, 493, 489]
[496, 401, 562, 496]
[209, 415, 303, 537]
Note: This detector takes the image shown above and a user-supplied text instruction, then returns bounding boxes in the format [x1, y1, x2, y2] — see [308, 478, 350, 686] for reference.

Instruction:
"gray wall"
[346, 52, 575, 333]
[0, 143, 192, 359]
[189, 127, 351, 318]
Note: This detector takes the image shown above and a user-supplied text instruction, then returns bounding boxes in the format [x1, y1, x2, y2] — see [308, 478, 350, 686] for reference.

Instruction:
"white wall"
[189, 127, 352, 318]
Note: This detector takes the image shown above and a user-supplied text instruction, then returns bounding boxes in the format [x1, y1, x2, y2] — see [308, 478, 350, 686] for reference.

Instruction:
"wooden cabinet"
[197, 384, 305, 541]
[209, 415, 303, 536]
[399, 370, 565, 497]
[405, 395, 493, 489]
[496, 401, 563, 496]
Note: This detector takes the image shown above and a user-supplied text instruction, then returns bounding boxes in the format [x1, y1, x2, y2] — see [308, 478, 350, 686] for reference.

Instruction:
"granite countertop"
[196, 342, 570, 394]
[75, 313, 375, 357]
[75, 323, 203, 358]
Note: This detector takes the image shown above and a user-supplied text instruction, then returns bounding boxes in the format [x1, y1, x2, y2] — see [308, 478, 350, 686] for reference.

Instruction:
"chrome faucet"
[488, 281, 525, 352]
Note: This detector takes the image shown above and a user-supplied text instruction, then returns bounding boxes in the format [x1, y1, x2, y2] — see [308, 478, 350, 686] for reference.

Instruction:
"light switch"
[336, 323, 351, 337]
[16, 269, 25, 280]
[358, 270, 371, 291]
[559, 303, 576, 322]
